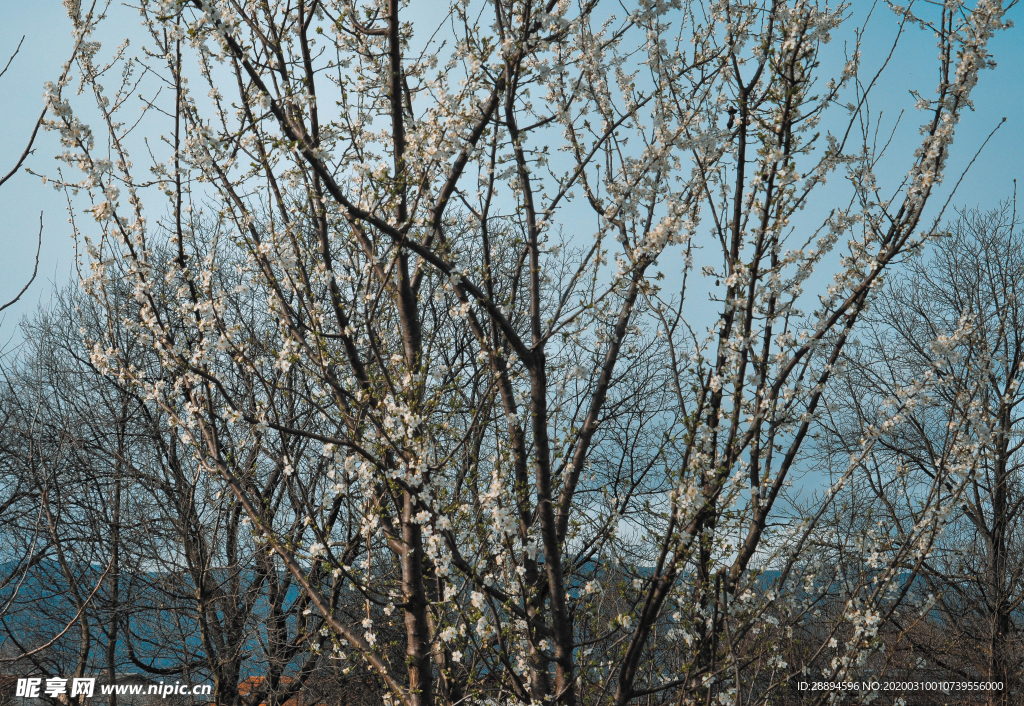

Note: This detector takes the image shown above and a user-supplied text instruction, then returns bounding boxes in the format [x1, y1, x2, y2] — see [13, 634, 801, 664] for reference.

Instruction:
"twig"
[0, 213, 43, 314]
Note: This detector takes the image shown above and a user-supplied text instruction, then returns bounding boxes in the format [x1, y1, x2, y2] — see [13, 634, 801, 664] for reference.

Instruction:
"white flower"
[92, 201, 114, 221]
[475, 616, 495, 639]
[471, 591, 485, 609]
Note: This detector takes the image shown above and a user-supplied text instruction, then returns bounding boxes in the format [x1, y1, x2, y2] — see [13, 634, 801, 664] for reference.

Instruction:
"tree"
[822, 201, 1024, 705]
[43, 0, 1014, 703]
[0, 35, 49, 612]
[0, 30, 94, 669]
[0, 282, 363, 706]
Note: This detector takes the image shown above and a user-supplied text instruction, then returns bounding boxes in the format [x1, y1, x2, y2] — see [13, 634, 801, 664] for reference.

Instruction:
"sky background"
[1, 1, 1022, 351]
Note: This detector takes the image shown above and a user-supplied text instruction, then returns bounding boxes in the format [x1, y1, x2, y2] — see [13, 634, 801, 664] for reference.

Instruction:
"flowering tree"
[45, 0, 1013, 703]
[0, 284, 385, 706]
[821, 202, 1024, 704]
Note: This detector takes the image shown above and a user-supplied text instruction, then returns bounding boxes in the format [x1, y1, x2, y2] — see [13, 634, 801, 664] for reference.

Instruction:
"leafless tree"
[0, 33, 49, 616]
[0, 29, 90, 664]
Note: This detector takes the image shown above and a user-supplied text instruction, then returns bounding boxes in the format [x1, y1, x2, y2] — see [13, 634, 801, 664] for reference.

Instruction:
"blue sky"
[1, 1, 1022, 345]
